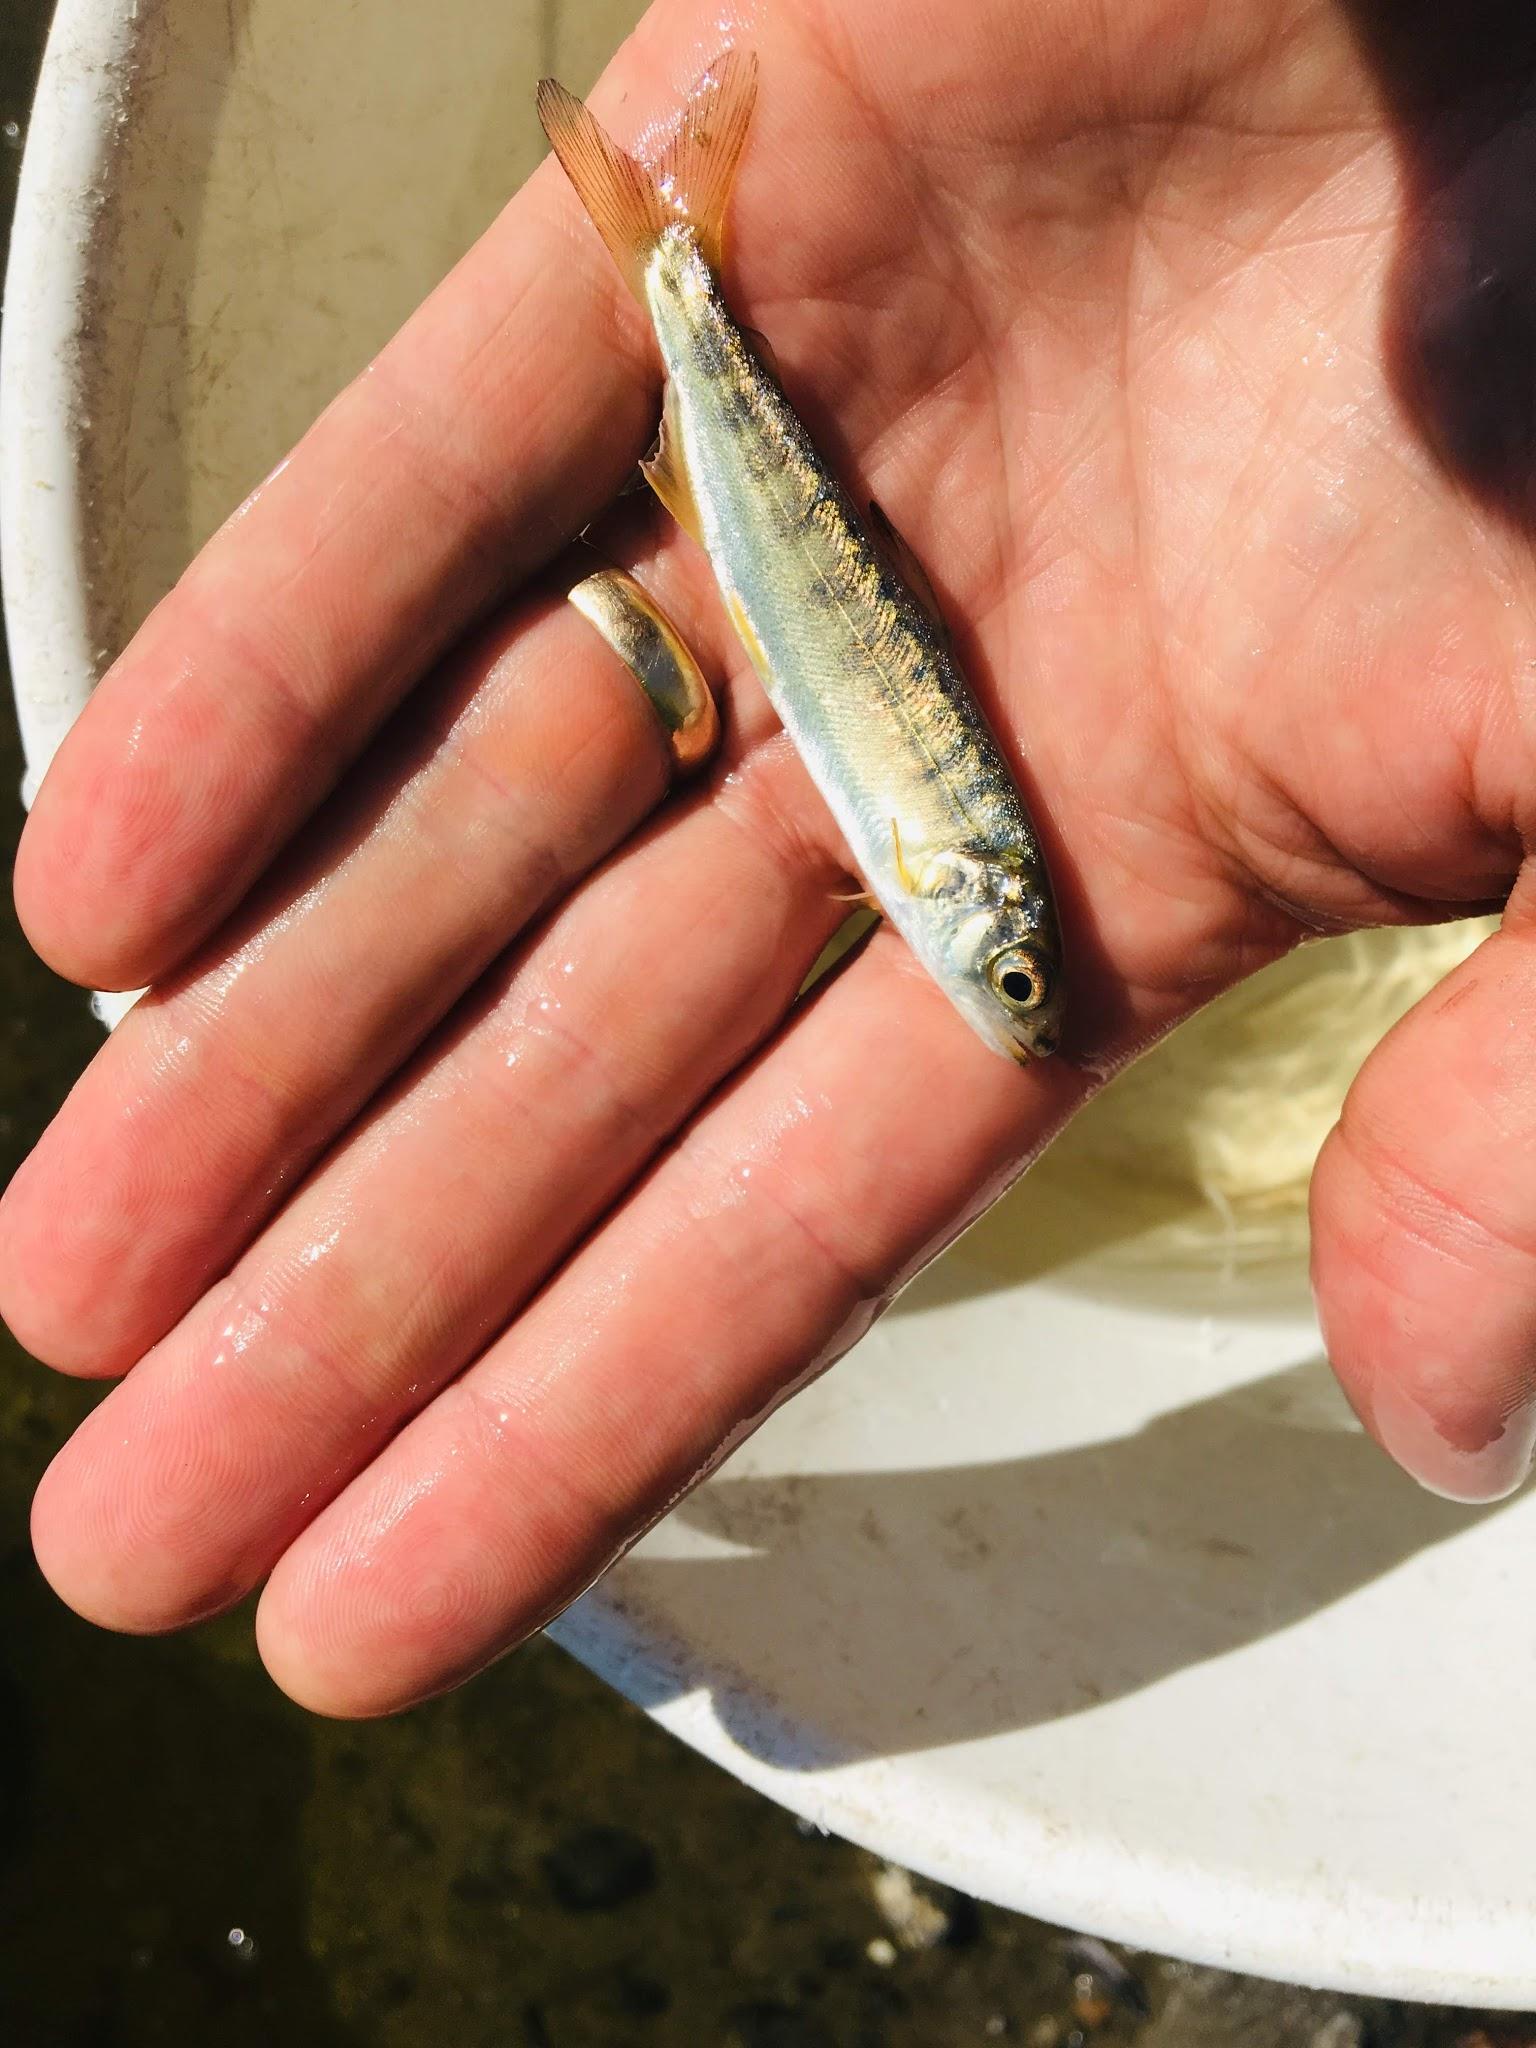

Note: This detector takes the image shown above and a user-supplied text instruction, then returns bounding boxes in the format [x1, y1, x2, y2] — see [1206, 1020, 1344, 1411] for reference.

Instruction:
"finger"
[0, 566, 697, 1378]
[1311, 916, 1536, 1503]
[27, 733, 851, 1634]
[248, 931, 1089, 1717]
[12, 110, 658, 992]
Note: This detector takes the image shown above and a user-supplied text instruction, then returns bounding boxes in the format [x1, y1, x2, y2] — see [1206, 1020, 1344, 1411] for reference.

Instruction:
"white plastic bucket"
[6, 0, 1533, 2004]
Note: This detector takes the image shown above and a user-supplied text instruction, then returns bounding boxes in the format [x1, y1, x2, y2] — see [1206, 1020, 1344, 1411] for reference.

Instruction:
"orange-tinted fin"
[891, 816, 921, 895]
[869, 499, 948, 641]
[536, 50, 758, 299]
[649, 49, 758, 274]
[639, 383, 703, 543]
[724, 590, 770, 678]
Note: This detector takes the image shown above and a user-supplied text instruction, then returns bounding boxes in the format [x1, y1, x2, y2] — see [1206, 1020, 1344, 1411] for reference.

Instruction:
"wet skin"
[8, 0, 1536, 1713]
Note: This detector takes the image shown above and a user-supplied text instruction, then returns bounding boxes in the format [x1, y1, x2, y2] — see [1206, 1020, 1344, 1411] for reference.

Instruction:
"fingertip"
[14, 752, 197, 993]
[1368, 1363, 1536, 1502]
[30, 1366, 266, 1635]
[254, 1549, 360, 1716]
[255, 1545, 508, 1722]
[255, 1417, 549, 1719]
[29, 1443, 206, 1637]
[253, 1592, 408, 1720]
[0, 1130, 165, 1378]
[1309, 924, 1536, 1507]
[252, 1626, 373, 1719]
[13, 797, 108, 990]
[0, 1298, 129, 1380]
[14, 627, 290, 993]
[0, 1183, 136, 1381]
[1315, 1234, 1536, 1509]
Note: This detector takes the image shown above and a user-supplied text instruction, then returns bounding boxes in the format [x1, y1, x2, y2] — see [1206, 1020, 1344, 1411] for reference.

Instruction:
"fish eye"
[989, 947, 1052, 1012]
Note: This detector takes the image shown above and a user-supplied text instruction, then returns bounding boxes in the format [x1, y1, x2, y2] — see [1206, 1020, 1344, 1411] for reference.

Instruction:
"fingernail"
[1367, 1368, 1536, 1504]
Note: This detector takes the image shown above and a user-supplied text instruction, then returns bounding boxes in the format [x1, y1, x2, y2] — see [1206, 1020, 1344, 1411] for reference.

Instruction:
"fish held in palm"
[537, 53, 1063, 1061]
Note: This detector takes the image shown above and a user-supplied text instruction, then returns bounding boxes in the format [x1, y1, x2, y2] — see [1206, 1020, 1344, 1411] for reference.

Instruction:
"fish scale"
[653, 242, 1004, 850]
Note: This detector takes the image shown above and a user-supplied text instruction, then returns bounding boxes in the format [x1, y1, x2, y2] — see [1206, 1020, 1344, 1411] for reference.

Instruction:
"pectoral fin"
[891, 817, 920, 895]
[891, 821, 965, 901]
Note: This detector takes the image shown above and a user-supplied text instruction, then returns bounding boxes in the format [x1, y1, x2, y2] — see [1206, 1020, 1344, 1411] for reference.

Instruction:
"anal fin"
[640, 381, 703, 545]
[724, 590, 769, 678]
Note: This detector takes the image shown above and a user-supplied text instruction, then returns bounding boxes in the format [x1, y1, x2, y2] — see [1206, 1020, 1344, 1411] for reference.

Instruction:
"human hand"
[6, 0, 1536, 1713]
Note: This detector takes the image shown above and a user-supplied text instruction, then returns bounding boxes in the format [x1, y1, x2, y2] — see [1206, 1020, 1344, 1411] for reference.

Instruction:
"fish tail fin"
[536, 75, 661, 300]
[652, 50, 758, 274]
[536, 50, 758, 297]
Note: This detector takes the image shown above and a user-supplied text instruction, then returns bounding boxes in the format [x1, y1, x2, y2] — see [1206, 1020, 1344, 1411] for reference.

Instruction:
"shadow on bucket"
[566, 1358, 1508, 1771]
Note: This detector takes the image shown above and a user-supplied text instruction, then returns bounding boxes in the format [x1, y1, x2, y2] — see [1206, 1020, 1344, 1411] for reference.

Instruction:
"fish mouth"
[1008, 1023, 1061, 1065]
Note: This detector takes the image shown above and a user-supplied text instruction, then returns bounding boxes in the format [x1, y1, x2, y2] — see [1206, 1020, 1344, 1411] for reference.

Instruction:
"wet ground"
[4, 6, 1536, 2045]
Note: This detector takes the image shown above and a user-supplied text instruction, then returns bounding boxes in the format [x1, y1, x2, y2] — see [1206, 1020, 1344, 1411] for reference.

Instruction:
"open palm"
[7, 0, 1535, 1712]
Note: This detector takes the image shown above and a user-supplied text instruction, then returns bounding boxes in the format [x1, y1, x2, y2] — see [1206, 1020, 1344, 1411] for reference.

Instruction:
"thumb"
[1310, 917, 1536, 1502]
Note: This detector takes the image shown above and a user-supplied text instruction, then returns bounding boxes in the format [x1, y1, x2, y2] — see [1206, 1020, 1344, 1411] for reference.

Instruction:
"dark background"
[0, 5, 1530, 2043]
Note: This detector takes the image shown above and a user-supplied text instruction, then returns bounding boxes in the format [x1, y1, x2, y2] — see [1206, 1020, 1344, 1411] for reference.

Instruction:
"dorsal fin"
[868, 499, 949, 641]
[739, 323, 783, 384]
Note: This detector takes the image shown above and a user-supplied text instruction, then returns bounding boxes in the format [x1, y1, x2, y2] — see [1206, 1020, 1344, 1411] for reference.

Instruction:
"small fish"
[1059, 1935, 1152, 2020]
[537, 53, 1063, 1060]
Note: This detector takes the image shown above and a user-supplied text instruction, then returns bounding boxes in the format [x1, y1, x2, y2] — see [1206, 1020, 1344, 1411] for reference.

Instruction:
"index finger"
[14, 134, 647, 991]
